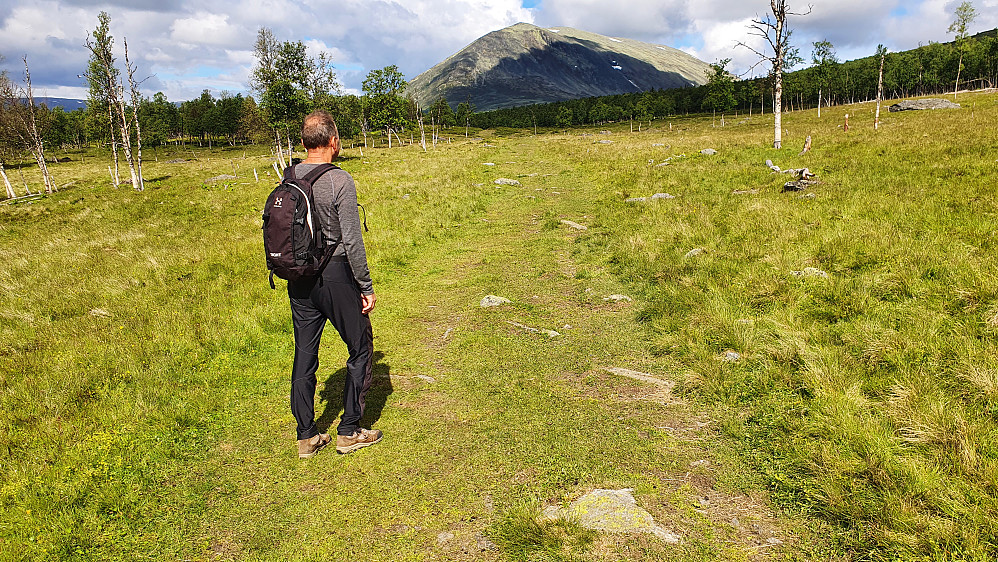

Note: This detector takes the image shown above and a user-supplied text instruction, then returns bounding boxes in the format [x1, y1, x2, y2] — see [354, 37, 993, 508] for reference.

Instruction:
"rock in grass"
[204, 174, 236, 183]
[561, 219, 588, 231]
[596, 140, 614, 144]
[475, 533, 498, 551]
[483, 162, 496, 166]
[722, 350, 741, 362]
[543, 489, 681, 544]
[625, 197, 647, 203]
[436, 532, 455, 545]
[651, 192, 675, 200]
[700, 148, 717, 155]
[494, 178, 520, 186]
[480, 295, 511, 307]
[889, 99, 960, 112]
[604, 294, 632, 302]
[685, 248, 705, 258]
[791, 267, 829, 278]
[507, 321, 560, 338]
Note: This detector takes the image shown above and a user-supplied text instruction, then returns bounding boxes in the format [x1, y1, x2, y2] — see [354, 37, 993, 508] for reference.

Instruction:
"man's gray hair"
[301, 110, 340, 149]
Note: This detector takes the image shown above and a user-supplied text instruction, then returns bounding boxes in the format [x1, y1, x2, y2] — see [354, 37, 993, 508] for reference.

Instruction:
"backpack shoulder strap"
[300, 163, 339, 186]
[282, 165, 296, 181]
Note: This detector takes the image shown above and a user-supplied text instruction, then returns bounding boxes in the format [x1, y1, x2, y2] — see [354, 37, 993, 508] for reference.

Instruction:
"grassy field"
[2, 92, 997, 561]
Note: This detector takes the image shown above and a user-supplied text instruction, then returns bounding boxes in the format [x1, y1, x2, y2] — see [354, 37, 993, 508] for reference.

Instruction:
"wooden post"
[844, 114, 849, 131]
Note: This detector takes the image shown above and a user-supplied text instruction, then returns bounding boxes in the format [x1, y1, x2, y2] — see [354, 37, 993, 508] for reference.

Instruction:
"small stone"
[436, 531, 455, 545]
[684, 248, 704, 258]
[625, 197, 647, 202]
[799, 193, 816, 199]
[723, 350, 741, 362]
[494, 178, 521, 186]
[596, 140, 614, 144]
[562, 324, 573, 329]
[475, 533, 498, 551]
[89, 308, 111, 318]
[507, 321, 560, 338]
[689, 459, 711, 468]
[480, 295, 511, 307]
[204, 174, 236, 183]
[402, 194, 411, 200]
[791, 267, 829, 278]
[604, 294, 632, 302]
[560, 219, 587, 230]
[416, 375, 437, 383]
[699, 496, 711, 507]
[767, 537, 784, 545]
[730, 517, 740, 528]
[651, 192, 675, 200]
[546, 489, 681, 543]
[700, 148, 717, 155]
[651, 143, 665, 146]
[483, 162, 495, 166]
[656, 162, 669, 167]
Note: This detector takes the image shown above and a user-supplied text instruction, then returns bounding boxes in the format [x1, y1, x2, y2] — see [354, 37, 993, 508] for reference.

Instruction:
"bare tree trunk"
[817, 87, 821, 118]
[875, 49, 886, 130]
[274, 129, 286, 169]
[774, 77, 783, 149]
[109, 107, 120, 187]
[114, 82, 139, 190]
[22, 57, 55, 193]
[417, 108, 427, 152]
[124, 38, 144, 191]
[0, 162, 14, 199]
[954, 52, 963, 100]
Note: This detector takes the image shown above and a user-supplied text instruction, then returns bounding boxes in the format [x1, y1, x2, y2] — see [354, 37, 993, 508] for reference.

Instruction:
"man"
[288, 110, 381, 458]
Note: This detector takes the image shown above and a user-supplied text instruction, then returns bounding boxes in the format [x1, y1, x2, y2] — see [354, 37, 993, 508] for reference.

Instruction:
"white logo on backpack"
[274, 197, 283, 208]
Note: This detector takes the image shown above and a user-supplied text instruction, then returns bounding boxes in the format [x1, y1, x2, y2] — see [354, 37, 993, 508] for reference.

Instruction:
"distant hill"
[33, 97, 88, 111]
[409, 23, 711, 112]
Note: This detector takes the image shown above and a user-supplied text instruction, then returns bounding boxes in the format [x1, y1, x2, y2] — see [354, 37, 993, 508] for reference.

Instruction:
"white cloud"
[169, 12, 245, 48]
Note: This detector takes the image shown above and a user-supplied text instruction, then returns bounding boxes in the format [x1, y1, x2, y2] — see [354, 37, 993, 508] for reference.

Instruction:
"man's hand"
[361, 293, 377, 314]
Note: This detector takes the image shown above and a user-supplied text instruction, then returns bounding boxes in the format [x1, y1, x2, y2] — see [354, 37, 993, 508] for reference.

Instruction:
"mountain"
[409, 23, 711, 112]
[34, 97, 87, 111]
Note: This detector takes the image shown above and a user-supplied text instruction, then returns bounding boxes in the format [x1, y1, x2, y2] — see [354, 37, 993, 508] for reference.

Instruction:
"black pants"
[288, 258, 374, 439]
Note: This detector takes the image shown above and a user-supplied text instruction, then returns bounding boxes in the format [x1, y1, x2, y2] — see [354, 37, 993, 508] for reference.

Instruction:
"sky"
[0, 0, 995, 103]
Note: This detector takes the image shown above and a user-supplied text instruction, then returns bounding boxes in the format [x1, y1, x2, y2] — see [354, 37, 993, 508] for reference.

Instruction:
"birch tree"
[84, 11, 121, 187]
[739, 0, 810, 149]
[948, 1, 978, 99]
[0, 56, 55, 194]
[20, 57, 55, 193]
[124, 38, 144, 190]
[875, 45, 887, 130]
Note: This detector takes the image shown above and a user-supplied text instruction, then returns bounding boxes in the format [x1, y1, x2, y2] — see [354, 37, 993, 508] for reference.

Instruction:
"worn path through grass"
[1, 135, 796, 561]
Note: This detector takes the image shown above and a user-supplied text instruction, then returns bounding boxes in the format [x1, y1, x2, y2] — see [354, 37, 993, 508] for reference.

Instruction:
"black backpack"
[262, 164, 337, 288]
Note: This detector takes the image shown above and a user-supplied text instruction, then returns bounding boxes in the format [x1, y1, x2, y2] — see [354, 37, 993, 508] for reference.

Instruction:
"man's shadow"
[316, 351, 392, 432]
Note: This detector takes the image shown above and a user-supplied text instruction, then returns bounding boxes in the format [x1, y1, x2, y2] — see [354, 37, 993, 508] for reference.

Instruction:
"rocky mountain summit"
[409, 23, 711, 111]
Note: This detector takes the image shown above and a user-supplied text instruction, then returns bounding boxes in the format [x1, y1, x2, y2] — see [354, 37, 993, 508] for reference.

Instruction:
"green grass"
[2, 92, 997, 560]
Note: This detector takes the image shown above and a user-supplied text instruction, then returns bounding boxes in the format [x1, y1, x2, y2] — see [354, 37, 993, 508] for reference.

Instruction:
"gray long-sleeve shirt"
[293, 163, 374, 295]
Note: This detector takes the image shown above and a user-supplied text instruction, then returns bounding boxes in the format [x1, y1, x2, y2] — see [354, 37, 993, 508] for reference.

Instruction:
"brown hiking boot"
[336, 428, 383, 454]
[298, 433, 331, 459]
